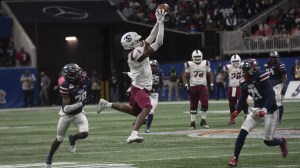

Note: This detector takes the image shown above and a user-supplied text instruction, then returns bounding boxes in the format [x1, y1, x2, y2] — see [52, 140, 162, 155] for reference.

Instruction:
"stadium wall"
[0, 67, 39, 108]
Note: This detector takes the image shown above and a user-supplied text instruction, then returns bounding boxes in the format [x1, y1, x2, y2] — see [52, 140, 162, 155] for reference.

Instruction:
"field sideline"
[0, 100, 299, 168]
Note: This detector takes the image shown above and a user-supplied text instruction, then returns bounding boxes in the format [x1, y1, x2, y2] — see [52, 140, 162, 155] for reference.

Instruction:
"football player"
[182, 50, 214, 129]
[223, 54, 248, 124]
[228, 58, 288, 167]
[96, 9, 166, 143]
[145, 60, 164, 133]
[46, 63, 93, 167]
[264, 51, 287, 124]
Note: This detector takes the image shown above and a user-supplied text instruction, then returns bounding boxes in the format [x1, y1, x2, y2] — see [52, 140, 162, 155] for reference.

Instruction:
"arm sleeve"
[63, 102, 83, 114]
[145, 22, 159, 44]
[150, 22, 164, 51]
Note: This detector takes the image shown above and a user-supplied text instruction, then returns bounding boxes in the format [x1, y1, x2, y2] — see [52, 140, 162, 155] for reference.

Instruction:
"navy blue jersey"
[151, 70, 164, 93]
[236, 71, 278, 113]
[264, 61, 286, 86]
[60, 77, 90, 115]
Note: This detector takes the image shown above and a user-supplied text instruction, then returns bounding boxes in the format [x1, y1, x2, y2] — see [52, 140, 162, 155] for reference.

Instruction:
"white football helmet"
[230, 54, 241, 68]
[192, 50, 203, 64]
[121, 32, 142, 50]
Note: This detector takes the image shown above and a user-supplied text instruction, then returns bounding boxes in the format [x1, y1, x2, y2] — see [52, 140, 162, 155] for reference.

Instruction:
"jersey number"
[266, 68, 274, 75]
[75, 91, 87, 103]
[231, 72, 241, 79]
[193, 70, 204, 78]
[248, 87, 262, 100]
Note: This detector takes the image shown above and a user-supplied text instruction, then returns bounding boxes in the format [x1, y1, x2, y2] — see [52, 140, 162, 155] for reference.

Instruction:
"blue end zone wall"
[160, 56, 298, 100]
[0, 67, 39, 108]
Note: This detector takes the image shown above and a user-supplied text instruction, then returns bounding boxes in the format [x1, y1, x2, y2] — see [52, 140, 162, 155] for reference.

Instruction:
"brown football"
[156, 3, 169, 13]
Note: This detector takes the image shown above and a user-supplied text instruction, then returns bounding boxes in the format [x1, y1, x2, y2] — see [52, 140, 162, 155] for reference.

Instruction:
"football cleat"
[228, 119, 236, 125]
[189, 121, 196, 129]
[144, 126, 150, 133]
[69, 135, 76, 154]
[127, 134, 144, 143]
[45, 164, 52, 168]
[228, 156, 238, 167]
[45, 155, 52, 168]
[200, 119, 209, 129]
[280, 137, 288, 158]
[231, 111, 240, 120]
[277, 119, 282, 125]
[97, 99, 108, 114]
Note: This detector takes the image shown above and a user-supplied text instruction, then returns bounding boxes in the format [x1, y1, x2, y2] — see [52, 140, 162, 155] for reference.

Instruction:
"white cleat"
[97, 99, 108, 114]
[45, 164, 52, 168]
[127, 135, 144, 143]
[69, 145, 76, 154]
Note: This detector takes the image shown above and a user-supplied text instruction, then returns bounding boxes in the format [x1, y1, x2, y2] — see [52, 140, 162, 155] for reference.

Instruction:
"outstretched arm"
[138, 9, 166, 62]
[145, 22, 159, 44]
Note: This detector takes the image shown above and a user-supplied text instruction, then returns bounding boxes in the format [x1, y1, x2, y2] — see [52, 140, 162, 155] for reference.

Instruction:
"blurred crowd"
[116, 0, 278, 33]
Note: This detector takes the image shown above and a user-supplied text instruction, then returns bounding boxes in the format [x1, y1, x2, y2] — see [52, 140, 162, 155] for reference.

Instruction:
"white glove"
[155, 9, 166, 23]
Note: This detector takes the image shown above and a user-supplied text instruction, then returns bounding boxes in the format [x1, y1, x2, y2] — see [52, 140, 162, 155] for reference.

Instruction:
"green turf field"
[0, 100, 299, 168]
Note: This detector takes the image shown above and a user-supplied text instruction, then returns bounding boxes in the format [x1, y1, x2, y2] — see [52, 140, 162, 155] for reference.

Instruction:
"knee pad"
[190, 110, 197, 115]
[56, 136, 64, 142]
[201, 107, 208, 112]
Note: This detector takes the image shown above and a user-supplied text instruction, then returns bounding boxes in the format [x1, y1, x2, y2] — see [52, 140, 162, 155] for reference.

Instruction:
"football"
[156, 3, 169, 13]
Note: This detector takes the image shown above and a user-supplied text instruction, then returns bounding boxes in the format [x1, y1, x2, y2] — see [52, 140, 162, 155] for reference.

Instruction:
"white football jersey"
[223, 64, 242, 87]
[127, 45, 152, 90]
[184, 60, 211, 86]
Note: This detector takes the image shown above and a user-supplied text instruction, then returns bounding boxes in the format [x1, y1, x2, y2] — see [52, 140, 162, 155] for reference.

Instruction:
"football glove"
[256, 108, 267, 118]
[185, 84, 190, 93]
[155, 9, 166, 23]
[82, 95, 94, 105]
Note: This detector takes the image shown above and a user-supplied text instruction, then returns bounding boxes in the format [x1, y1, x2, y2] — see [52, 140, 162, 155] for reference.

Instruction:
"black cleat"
[189, 121, 196, 129]
[200, 119, 209, 129]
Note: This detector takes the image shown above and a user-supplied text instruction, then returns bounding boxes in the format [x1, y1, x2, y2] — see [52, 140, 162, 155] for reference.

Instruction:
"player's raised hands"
[155, 9, 166, 23]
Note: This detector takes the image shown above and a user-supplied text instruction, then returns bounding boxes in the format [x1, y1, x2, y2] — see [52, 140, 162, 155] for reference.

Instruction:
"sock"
[201, 111, 207, 120]
[106, 102, 112, 108]
[234, 129, 248, 159]
[191, 114, 196, 122]
[146, 114, 153, 129]
[131, 130, 138, 136]
[278, 106, 283, 121]
[229, 105, 235, 114]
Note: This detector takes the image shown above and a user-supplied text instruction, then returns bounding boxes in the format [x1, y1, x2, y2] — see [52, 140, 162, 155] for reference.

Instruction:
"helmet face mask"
[240, 58, 258, 77]
[61, 63, 84, 84]
[121, 32, 142, 50]
[150, 60, 159, 73]
[230, 54, 241, 68]
[269, 51, 279, 63]
[192, 50, 203, 64]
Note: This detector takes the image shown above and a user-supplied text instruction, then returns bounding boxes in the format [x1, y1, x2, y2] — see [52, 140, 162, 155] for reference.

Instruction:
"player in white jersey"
[223, 54, 248, 124]
[96, 8, 166, 143]
[183, 50, 214, 129]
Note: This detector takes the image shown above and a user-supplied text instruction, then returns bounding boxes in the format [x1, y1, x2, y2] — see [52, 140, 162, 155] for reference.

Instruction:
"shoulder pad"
[205, 60, 210, 66]
[131, 47, 144, 60]
[185, 62, 190, 68]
